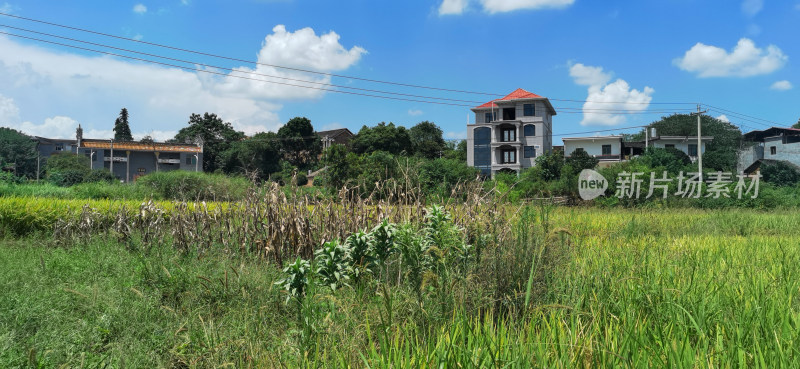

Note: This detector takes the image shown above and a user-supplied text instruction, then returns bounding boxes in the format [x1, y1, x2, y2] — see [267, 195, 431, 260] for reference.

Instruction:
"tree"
[409, 121, 446, 159]
[642, 147, 691, 174]
[632, 114, 742, 171]
[793, 118, 800, 129]
[531, 150, 564, 181]
[0, 127, 37, 178]
[174, 113, 245, 173]
[113, 108, 133, 141]
[351, 122, 412, 155]
[565, 148, 599, 171]
[140, 135, 154, 144]
[321, 144, 359, 189]
[221, 132, 281, 179]
[277, 117, 321, 168]
[0, 127, 37, 179]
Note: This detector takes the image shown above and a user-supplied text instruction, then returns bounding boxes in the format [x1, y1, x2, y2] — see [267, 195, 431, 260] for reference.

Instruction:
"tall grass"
[1, 189, 799, 367]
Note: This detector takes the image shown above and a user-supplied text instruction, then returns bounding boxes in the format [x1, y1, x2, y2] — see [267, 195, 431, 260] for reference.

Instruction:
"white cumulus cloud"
[742, 0, 763, 16]
[674, 38, 787, 78]
[215, 25, 366, 100]
[439, 0, 469, 15]
[569, 63, 612, 87]
[133, 3, 147, 14]
[569, 63, 654, 126]
[716, 114, 730, 123]
[408, 109, 423, 116]
[479, 0, 574, 13]
[770, 80, 793, 90]
[0, 25, 365, 137]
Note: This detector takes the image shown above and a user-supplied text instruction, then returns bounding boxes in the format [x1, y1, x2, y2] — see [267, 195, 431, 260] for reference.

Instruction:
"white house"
[562, 135, 623, 162]
[562, 135, 713, 164]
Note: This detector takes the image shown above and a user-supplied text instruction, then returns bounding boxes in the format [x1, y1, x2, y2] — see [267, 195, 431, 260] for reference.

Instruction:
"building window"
[665, 144, 675, 149]
[602, 144, 612, 155]
[502, 108, 515, 121]
[524, 146, 536, 158]
[523, 124, 535, 137]
[484, 112, 493, 123]
[523, 104, 534, 116]
[688, 144, 698, 156]
[501, 128, 516, 142]
[770, 146, 777, 155]
[186, 156, 192, 165]
[501, 149, 516, 164]
[55, 143, 64, 151]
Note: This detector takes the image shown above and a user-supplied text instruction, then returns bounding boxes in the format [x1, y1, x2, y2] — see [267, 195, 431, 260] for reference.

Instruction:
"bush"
[295, 172, 308, 186]
[86, 169, 118, 184]
[45, 153, 91, 186]
[760, 161, 800, 187]
[135, 171, 251, 201]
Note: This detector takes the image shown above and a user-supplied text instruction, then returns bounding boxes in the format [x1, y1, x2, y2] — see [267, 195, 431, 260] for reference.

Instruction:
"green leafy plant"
[274, 257, 313, 304]
[346, 230, 373, 279]
[313, 240, 351, 290]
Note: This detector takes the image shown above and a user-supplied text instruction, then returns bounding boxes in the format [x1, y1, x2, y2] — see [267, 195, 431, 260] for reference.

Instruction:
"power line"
[0, 11, 502, 97]
[703, 104, 789, 128]
[0, 11, 699, 106]
[0, 23, 702, 114]
[0, 30, 699, 116]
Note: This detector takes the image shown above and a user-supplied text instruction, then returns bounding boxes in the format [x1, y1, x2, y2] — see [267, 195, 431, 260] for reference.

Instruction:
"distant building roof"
[316, 128, 354, 139]
[472, 88, 557, 115]
[743, 159, 800, 175]
[743, 127, 800, 142]
[562, 135, 624, 141]
[32, 136, 77, 145]
[80, 139, 202, 153]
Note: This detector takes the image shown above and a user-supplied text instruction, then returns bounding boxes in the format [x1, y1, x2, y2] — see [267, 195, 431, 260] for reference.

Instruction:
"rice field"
[0, 191, 798, 367]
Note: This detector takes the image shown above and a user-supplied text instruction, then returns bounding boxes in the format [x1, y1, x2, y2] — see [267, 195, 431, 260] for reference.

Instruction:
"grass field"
[1, 204, 799, 368]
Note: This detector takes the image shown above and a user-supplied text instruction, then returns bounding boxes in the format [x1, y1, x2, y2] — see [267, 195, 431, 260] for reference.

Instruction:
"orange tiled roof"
[80, 140, 202, 153]
[475, 88, 545, 109]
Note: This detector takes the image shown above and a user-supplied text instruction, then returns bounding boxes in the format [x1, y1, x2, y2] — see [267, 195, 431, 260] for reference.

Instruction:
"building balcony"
[492, 162, 522, 171]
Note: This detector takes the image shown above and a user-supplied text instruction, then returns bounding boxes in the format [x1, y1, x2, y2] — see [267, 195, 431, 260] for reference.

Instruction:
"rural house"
[317, 128, 354, 150]
[467, 88, 556, 177]
[33, 126, 204, 183]
[737, 127, 800, 174]
[562, 134, 713, 166]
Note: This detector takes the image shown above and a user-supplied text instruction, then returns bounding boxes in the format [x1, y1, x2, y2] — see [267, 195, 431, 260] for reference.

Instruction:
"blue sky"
[0, 0, 798, 144]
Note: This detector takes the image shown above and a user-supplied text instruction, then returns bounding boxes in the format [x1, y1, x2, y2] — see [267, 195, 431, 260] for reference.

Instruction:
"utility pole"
[109, 138, 114, 175]
[691, 104, 708, 182]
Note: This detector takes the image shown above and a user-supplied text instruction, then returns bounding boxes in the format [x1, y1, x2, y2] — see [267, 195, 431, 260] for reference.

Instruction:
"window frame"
[688, 144, 698, 156]
[501, 128, 516, 142]
[770, 146, 777, 155]
[523, 104, 534, 116]
[523, 124, 535, 137]
[501, 149, 517, 164]
[601, 144, 612, 156]
[524, 146, 536, 158]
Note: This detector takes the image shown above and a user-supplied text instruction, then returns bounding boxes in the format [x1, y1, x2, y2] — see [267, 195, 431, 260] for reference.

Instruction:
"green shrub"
[760, 161, 800, 187]
[134, 171, 250, 201]
[85, 169, 117, 184]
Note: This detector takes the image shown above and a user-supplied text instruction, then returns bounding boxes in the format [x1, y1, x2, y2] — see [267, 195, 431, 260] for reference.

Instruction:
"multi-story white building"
[466, 88, 556, 177]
